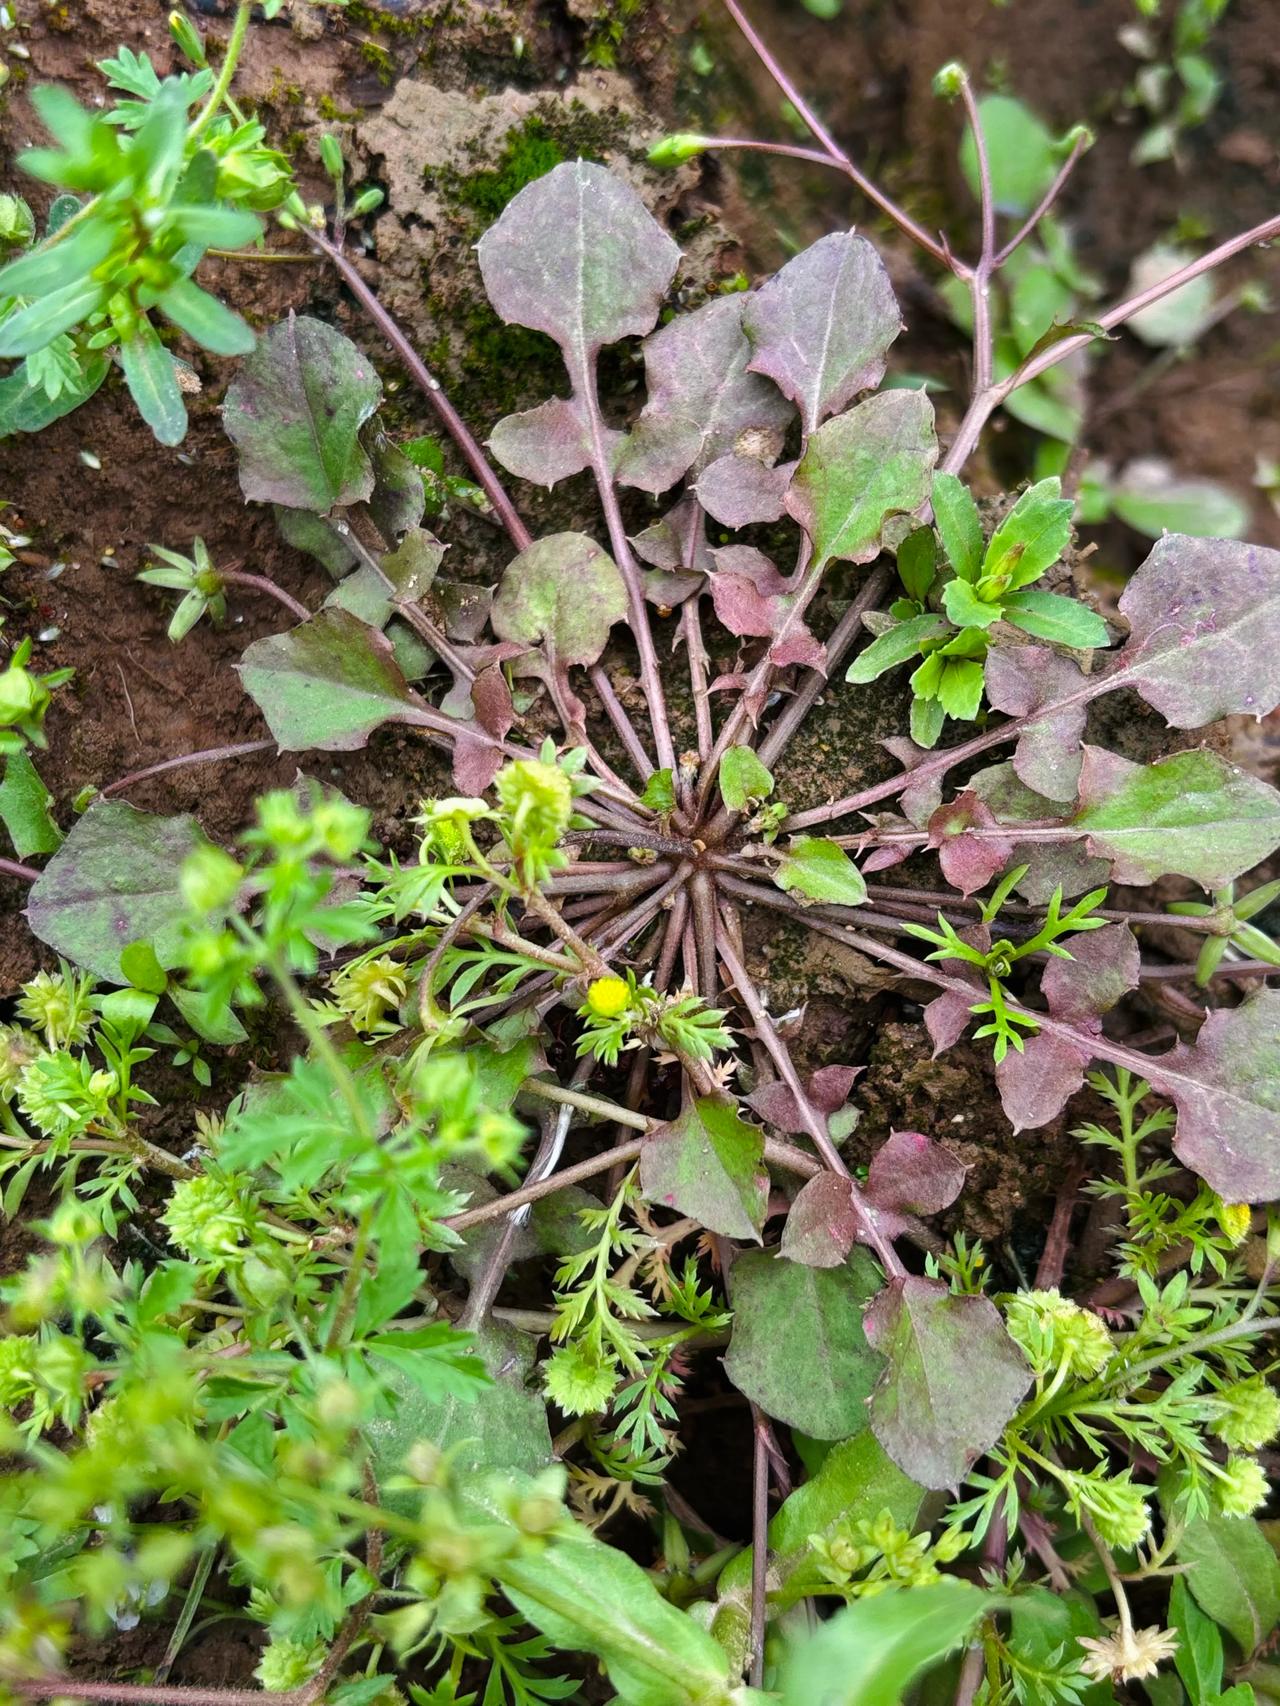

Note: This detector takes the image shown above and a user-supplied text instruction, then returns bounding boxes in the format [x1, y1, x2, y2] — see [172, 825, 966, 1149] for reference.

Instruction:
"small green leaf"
[719, 745, 774, 812]
[897, 526, 937, 603]
[0, 749, 61, 857]
[778, 1580, 991, 1706]
[640, 769, 675, 812]
[1171, 1573, 1225, 1706]
[776, 836, 867, 906]
[846, 612, 949, 683]
[119, 939, 168, 995]
[0, 275, 109, 359]
[931, 472, 984, 582]
[936, 658, 985, 721]
[911, 693, 946, 748]
[368, 1324, 550, 1505]
[238, 607, 425, 753]
[982, 477, 1073, 588]
[1001, 587, 1110, 648]
[717, 1431, 924, 1613]
[488, 1491, 736, 1706]
[0, 353, 109, 436]
[640, 1095, 768, 1240]
[959, 93, 1059, 216]
[647, 132, 712, 167]
[942, 577, 1001, 629]
[120, 321, 187, 446]
[156, 276, 256, 357]
[223, 314, 382, 512]
[0, 216, 116, 298]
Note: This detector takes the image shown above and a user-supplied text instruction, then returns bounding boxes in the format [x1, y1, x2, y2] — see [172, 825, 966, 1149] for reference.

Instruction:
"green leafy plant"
[5, 5, 1280, 1705]
[848, 473, 1109, 746]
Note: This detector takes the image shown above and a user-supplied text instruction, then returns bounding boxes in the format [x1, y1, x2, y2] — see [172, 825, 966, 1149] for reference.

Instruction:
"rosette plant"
[5, 5, 1280, 1704]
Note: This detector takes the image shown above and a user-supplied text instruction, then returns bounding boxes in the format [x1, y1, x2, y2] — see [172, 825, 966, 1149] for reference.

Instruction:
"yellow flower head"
[586, 976, 630, 1020]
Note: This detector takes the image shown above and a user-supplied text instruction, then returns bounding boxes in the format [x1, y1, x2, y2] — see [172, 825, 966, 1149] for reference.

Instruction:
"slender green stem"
[188, 2, 251, 140]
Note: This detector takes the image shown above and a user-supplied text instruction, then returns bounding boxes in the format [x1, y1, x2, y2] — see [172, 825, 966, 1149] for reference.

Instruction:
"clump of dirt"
[857, 1019, 1075, 1252]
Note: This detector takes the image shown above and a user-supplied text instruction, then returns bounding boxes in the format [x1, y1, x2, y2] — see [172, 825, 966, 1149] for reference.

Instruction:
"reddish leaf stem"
[943, 211, 1280, 473]
[307, 228, 533, 553]
[590, 663, 656, 780]
[992, 131, 1090, 268]
[101, 739, 277, 798]
[218, 566, 309, 623]
[0, 854, 40, 882]
[714, 913, 905, 1275]
[720, 0, 951, 268]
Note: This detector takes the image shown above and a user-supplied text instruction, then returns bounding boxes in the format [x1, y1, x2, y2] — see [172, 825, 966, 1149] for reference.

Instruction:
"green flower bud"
[350, 187, 385, 217]
[1005, 1288, 1114, 1378]
[543, 1340, 618, 1416]
[647, 133, 712, 168]
[180, 845, 244, 915]
[162, 1175, 254, 1261]
[319, 133, 344, 181]
[932, 62, 967, 99]
[1085, 1473, 1151, 1551]
[0, 193, 35, 250]
[255, 1638, 324, 1692]
[168, 10, 207, 65]
[1061, 122, 1095, 156]
[0, 1333, 38, 1407]
[496, 759, 573, 883]
[1212, 1376, 1280, 1451]
[1216, 1455, 1269, 1518]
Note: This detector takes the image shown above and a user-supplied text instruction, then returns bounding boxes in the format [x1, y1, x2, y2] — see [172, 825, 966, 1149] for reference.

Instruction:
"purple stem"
[0, 854, 40, 882]
[571, 351, 679, 777]
[992, 132, 1090, 267]
[307, 228, 533, 553]
[101, 739, 276, 798]
[714, 912, 905, 1275]
[218, 566, 309, 624]
[955, 73, 997, 399]
[720, 0, 952, 268]
[590, 663, 657, 781]
[749, 1401, 771, 1688]
[943, 211, 1280, 474]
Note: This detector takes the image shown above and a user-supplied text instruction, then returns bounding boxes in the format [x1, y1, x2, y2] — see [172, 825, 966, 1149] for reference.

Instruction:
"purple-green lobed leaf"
[27, 800, 210, 983]
[1073, 747, 1280, 888]
[476, 160, 680, 373]
[863, 1275, 1031, 1489]
[238, 607, 425, 753]
[618, 293, 793, 493]
[1149, 989, 1280, 1202]
[1116, 534, 1280, 728]
[223, 314, 382, 512]
[491, 532, 627, 668]
[787, 390, 937, 568]
[743, 230, 903, 434]
[639, 1095, 769, 1241]
[724, 1247, 884, 1439]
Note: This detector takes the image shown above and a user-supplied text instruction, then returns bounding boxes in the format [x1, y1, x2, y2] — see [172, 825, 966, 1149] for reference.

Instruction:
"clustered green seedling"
[3, 2, 1280, 1704]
